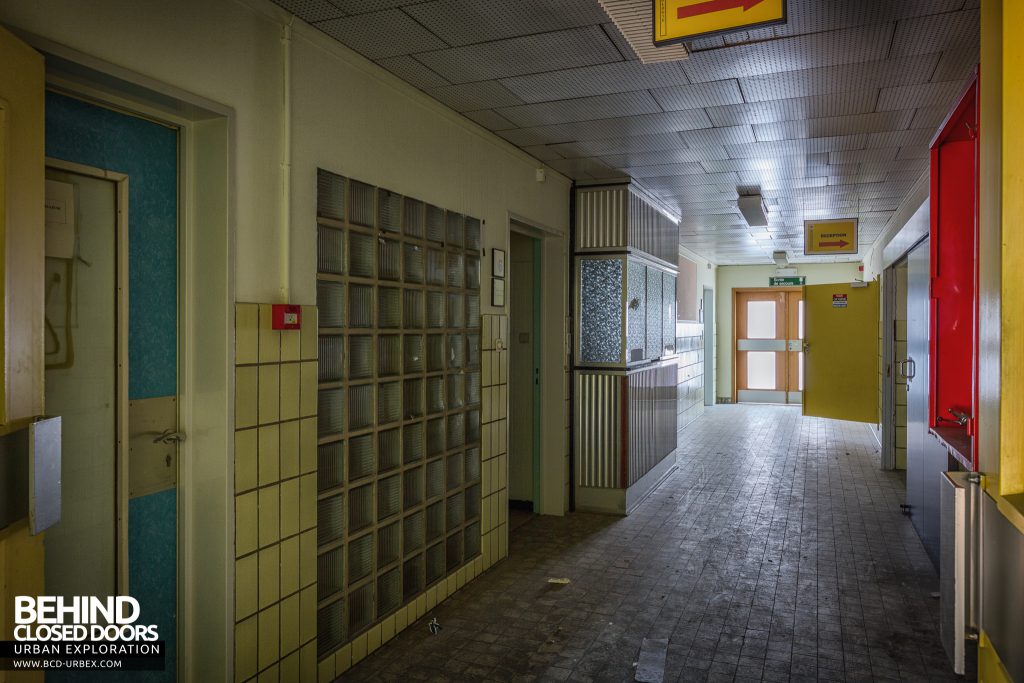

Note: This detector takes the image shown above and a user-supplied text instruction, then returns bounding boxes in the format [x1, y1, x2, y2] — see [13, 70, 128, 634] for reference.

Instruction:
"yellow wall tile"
[395, 605, 407, 632]
[299, 361, 318, 418]
[483, 531, 493, 568]
[281, 329, 300, 363]
[446, 574, 456, 597]
[481, 386, 492, 423]
[280, 593, 300, 656]
[280, 478, 300, 539]
[415, 595, 425, 619]
[299, 418, 317, 474]
[236, 428, 258, 493]
[236, 554, 258, 621]
[351, 633, 368, 664]
[381, 615, 395, 644]
[335, 644, 352, 675]
[236, 492, 259, 557]
[300, 642, 317, 683]
[257, 664, 278, 683]
[299, 530, 317, 588]
[235, 615, 258, 683]
[499, 524, 508, 559]
[279, 650, 300, 683]
[258, 425, 280, 487]
[258, 545, 280, 609]
[280, 363, 300, 422]
[498, 419, 507, 455]
[497, 384, 508, 419]
[498, 453, 507, 490]
[258, 604, 280, 671]
[280, 535, 299, 597]
[481, 496, 492, 531]
[236, 367, 259, 430]
[279, 420, 300, 480]
[258, 365, 281, 425]
[498, 315, 508, 344]
[317, 654, 335, 683]
[426, 586, 437, 610]
[299, 474, 316, 532]
[482, 315, 493, 350]
[300, 306, 318, 361]
[236, 304, 259, 366]
[366, 623, 381, 653]
[299, 585, 316, 645]
[258, 485, 281, 548]
[259, 304, 281, 364]
[498, 349, 507, 384]
[482, 350, 493, 386]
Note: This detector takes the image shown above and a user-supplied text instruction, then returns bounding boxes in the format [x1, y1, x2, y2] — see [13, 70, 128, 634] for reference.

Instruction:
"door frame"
[507, 227, 541, 510]
[731, 286, 801, 403]
[31, 37, 235, 678]
[703, 286, 714, 406]
[882, 263, 898, 470]
[45, 158, 131, 593]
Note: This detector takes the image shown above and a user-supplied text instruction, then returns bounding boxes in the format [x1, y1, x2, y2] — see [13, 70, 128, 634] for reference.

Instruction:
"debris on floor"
[427, 617, 440, 635]
[546, 577, 570, 584]
[634, 637, 667, 683]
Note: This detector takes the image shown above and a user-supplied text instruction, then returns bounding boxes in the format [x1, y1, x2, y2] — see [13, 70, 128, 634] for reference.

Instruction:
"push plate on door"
[128, 396, 178, 498]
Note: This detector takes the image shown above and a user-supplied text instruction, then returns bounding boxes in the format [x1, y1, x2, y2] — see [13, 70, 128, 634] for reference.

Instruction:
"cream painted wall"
[679, 246, 717, 398]
[715, 262, 863, 399]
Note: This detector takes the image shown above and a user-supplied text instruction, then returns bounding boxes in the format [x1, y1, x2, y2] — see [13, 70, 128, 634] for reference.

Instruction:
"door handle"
[905, 358, 916, 381]
[153, 429, 186, 444]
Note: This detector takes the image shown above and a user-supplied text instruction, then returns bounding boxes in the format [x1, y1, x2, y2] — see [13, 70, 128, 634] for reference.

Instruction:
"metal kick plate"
[128, 396, 177, 498]
[29, 416, 62, 534]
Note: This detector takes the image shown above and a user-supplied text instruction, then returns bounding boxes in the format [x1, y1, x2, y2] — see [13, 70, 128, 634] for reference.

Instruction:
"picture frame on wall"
[491, 278, 505, 307]
[492, 248, 506, 278]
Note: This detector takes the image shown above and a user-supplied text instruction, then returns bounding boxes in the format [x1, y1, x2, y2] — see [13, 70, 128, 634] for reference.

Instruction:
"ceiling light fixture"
[737, 192, 769, 227]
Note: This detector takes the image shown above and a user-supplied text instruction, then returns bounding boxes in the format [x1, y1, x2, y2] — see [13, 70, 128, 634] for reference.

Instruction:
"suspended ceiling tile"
[865, 128, 934, 149]
[682, 23, 894, 83]
[496, 91, 662, 128]
[858, 158, 929, 174]
[597, 145, 732, 166]
[520, 144, 563, 161]
[932, 48, 980, 82]
[648, 80, 743, 111]
[315, 10, 449, 60]
[601, 22, 637, 60]
[551, 133, 687, 158]
[404, 0, 608, 46]
[775, 0, 965, 36]
[726, 134, 868, 158]
[701, 153, 829, 174]
[679, 125, 757, 147]
[329, 0, 419, 13]
[891, 8, 980, 58]
[896, 146, 931, 160]
[413, 26, 621, 83]
[426, 80, 524, 111]
[876, 80, 967, 112]
[461, 109, 518, 131]
[706, 90, 879, 128]
[753, 110, 916, 142]
[829, 147, 899, 165]
[270, 0, 346, 23]
[909, 105, 953, 132]
[517, 108, 712, 145]
[619, 162, 707, 178]
[375, 55, 450, 90]
[495, 127, 559, 147]
[500, 60, 690, 103]
[738, 54, 940, 102]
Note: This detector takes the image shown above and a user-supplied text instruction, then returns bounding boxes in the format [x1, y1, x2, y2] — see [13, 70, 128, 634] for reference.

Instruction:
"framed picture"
[491, 278, 505, 307]
[492, 248, 506, 278]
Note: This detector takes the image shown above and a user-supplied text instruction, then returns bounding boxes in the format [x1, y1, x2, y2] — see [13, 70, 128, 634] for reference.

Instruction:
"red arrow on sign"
[819, 240, 850, 248]
[677, 0, 766, 19]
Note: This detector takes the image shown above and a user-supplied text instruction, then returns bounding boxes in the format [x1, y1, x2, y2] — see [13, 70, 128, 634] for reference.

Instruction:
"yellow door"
[803, 281, 879, 423]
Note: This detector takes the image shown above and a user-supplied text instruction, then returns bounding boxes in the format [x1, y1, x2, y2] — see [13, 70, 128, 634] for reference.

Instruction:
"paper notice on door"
[832, 294, 848, 308]
[45, 179, 76, 259]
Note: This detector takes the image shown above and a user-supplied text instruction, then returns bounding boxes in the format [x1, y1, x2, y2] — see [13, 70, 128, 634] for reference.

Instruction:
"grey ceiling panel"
[413, 26, 621, 83]
[375, 55, 450, 90]
[270, 0, 345, 23]
[426, 80, 524, 111]
[679, 125, 757, 148]
[545, 157, 621, 178]
[706, 90, 878, 127]
[551, 133, 687, 158]
[648, 80, 743, 111]
[496, 91, 662, 128]
[500, 60, 690, 103]
[752, 110, 916, 142]
[726, 134, 868, 158]
[771, 0, 964, 37]
[932, 48, 979, 82]
[315, 10, 448, 60]
[876, 80, 966, 112]
[595, 145, 732, 166]
[896, 146, 931, 160]
[702, 154, 830, 174]
[891, 9, 980, 58]
[682, 23, 894, 83]
[403, 0, 609, 46]
[461, 109, 518, 131]
[329, 0, 418, 13]
[602, 23, 637, 60]
[828, 147, 899, 164]
[496, 127, 559, 147]
[865, 128, 934, 149]
[510, 109, 711, 146]
[617, 162, 705, 178]
[910, 105, 953, 132]
[738, 54, 940, 102]
[520, 145, 563, 161]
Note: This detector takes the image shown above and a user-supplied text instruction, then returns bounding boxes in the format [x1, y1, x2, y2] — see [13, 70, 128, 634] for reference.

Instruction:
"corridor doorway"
[732, 288, 803, 404]
[508, 230, 540, 523]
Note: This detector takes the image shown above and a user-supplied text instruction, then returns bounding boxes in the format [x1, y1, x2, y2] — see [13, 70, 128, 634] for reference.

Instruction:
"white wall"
[715, 262, 863, 399]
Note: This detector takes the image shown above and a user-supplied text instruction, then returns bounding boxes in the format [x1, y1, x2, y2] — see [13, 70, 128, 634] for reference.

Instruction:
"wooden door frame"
[732, 286, 802, 403]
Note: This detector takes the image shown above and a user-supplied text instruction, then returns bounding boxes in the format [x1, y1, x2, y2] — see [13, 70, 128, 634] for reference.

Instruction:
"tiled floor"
[340, 405, 968, 682]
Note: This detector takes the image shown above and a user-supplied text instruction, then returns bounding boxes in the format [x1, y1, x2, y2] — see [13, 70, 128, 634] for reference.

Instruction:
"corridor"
[344, 405, 954, 682]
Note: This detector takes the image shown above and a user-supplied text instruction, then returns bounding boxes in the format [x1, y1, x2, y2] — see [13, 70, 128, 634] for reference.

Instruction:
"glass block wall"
[315, 169, 482, 658]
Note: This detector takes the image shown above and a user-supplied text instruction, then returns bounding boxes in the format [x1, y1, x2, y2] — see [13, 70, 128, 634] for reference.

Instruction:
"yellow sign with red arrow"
[803, 219, 859, 256]
[653, 0, 787, 46]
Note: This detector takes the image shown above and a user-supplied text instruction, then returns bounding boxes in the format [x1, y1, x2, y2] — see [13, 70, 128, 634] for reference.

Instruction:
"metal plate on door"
[128, 396, 178, 498]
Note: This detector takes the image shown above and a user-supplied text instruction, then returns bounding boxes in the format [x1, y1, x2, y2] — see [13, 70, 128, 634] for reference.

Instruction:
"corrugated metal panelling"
[628, 187, 680, 266]
[575, 372, 623, 489]
[626, 362, 677, 487]
[576, 186, 628, 251]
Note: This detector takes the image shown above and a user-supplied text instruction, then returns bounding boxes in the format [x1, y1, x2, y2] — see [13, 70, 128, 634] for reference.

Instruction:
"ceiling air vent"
[738, 193, 769, 227]
[597, 0, 689, 64]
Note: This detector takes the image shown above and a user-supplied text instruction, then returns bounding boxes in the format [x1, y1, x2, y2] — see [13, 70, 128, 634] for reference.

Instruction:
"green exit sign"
[769, 276, 805, 287]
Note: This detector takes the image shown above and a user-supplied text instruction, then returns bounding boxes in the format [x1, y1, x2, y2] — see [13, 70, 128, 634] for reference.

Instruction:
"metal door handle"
[905, 358, 916, 380]
[153, 429, 186, 444]
[947, 408, 970, 427]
